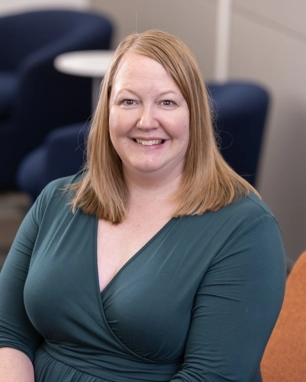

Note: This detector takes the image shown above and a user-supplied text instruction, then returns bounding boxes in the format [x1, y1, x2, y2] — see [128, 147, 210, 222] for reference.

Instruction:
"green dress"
[0, 173, 286, 381]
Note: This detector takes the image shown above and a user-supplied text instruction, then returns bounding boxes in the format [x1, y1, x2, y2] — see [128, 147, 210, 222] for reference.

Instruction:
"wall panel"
[230, 10, 306, 263]
[233, 0, 306, 37]
[91, 0, 217, 80]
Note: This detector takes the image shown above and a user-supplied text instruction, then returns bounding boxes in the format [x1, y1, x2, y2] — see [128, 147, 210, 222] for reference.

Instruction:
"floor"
[0, 192, 29, 269]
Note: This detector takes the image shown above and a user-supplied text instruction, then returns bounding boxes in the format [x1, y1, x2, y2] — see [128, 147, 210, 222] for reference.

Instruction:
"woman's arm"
[0, 348, 34, 382]
[171, 213, 286, 381]
[0, 192, 45, 377]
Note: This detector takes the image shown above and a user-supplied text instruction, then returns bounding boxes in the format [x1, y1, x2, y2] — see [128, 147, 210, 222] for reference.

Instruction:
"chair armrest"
[44, 123, 89, 183]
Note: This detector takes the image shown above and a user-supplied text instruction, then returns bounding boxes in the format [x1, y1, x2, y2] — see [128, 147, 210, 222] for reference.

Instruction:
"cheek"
[109, 108, 133, 138]
[108, 111, 131, 154]
[109, 113, 124, 148]
[175, 114, 190, 140]
[183, 112, 190, 140]
[180, 120, 190, 152]
[108, 111, 118, 148]
[108, 108, 119, 132]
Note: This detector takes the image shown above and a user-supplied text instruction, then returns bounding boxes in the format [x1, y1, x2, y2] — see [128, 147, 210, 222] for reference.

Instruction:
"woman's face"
[109, 52, 190, 183]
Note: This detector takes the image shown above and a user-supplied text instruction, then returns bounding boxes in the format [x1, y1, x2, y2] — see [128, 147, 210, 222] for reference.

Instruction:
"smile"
[135, 139, 164, 146]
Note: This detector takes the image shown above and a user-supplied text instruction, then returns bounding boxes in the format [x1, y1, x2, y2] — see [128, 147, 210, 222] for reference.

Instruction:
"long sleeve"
[171, 214, 286, 381]
[0, 197, 43, 361]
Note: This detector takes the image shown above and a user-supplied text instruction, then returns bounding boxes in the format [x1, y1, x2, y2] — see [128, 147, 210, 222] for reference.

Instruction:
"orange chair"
[261, 251, 306, 381]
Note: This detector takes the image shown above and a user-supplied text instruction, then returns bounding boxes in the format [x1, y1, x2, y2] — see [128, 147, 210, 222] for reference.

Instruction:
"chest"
[97, 216, 171, 292]
[24, 213, 213, 362]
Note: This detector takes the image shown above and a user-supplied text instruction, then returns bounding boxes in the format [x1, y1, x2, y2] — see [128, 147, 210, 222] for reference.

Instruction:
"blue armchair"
[16, 81, 270, 201]
[208, 82, 269, 186]
[0, 9, 113, 190]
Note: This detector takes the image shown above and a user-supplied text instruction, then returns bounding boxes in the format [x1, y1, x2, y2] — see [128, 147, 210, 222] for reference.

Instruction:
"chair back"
[0, 9, 113, 190]
[0, 9, 113, 69]
[207, 81, 270, 187]
[261, 251, 306, 381]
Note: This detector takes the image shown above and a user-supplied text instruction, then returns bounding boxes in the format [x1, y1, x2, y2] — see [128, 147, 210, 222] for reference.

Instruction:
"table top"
[54, 50, 115, 78]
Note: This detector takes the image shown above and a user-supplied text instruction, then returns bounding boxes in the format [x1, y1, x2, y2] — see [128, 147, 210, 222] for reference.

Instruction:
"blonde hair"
[70, 30, 259, 223]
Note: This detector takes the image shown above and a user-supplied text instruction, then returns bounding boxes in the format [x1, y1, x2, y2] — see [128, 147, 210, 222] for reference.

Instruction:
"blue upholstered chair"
[17, 122, 90, 200]
[207, 81, 270, 187]
[0, 9, 113, 190]
[16, 81, 270, 202]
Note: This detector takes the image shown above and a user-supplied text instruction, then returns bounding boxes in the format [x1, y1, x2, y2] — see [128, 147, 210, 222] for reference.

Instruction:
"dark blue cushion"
[0, 9, 113, 191]
[0, 71, 18, 119]
[16, 146, 47, 198]
[207, 82, 269, 186]
[16, 122, 89, 200]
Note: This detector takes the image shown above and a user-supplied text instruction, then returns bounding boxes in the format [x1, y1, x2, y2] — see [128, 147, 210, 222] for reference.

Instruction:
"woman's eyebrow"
[158, 90, 180, 97]
[113, 88, 181, 98]
[112, 88, 138, 97]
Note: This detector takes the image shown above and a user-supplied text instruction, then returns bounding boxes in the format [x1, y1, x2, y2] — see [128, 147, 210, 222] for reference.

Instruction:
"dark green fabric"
[0, 173, 286, 381]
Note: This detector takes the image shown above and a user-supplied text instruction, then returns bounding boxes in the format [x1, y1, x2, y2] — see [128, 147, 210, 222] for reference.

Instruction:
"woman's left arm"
[172, 214, 286, 382]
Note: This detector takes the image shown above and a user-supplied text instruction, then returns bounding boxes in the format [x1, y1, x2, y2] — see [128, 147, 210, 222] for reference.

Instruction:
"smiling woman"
[70, 30, 261, 223]
[108, 52, 190, 183]
[0, 30, 286, 382]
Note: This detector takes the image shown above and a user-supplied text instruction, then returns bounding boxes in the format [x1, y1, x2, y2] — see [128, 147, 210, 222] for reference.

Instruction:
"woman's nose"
[137, 106, 159, 130]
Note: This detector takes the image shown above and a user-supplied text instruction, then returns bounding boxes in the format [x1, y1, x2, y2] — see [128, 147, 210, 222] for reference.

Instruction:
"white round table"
[54, 50, 115, 110]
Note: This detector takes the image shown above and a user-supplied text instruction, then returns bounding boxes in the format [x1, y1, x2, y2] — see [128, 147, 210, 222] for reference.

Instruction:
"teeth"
[136, 139, 163, 146]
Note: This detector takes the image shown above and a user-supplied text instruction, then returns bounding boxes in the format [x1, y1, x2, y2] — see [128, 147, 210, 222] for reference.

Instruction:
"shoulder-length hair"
[70, 29, 259, 223]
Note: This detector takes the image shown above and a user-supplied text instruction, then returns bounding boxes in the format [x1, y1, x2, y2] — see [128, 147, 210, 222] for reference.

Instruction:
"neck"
[124, 171, 182, 212]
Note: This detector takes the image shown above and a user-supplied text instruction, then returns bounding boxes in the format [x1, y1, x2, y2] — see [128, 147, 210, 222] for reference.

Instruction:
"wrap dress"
[0, 173, 286, 381]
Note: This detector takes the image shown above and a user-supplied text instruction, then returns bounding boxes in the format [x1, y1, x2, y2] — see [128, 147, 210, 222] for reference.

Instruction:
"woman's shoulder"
[212, 191, 283, 243]
[188, 191, 280, 239]
[39, 171, 84, 200]
[182, 190, 279, 239]
[219, 191, 275, 220]
[33, 171, 85, 217]
[231, 191, 275, 219]
[44, 171, 84, 191]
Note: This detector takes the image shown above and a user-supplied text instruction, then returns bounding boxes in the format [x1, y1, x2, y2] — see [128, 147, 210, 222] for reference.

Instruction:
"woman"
[0, 30, 286, 381]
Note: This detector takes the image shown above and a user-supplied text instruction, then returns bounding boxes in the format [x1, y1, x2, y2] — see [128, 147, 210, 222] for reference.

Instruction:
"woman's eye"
[121, 99, 136, 105]
[161, 100, 174, 106]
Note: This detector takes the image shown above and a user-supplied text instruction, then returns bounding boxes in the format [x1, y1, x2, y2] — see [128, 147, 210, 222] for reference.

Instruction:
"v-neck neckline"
[93, 217, 177, 297]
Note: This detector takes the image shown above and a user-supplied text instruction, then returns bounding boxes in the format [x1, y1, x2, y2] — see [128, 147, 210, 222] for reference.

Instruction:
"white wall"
[230, 0, 306, 265]
[0, 0, 88, 16]
[91, 0, 218, 81]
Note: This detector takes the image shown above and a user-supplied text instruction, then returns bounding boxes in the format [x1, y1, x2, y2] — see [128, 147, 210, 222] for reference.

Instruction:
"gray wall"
[91, 0, 306, 264]
[230, 0, 306, 266]
[91, 0, 218, 80]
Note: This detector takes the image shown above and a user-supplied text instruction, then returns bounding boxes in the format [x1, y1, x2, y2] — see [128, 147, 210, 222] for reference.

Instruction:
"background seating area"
[0, 9, 113, 191]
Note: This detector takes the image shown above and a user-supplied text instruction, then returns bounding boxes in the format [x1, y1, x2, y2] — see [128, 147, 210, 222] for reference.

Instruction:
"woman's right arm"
[0, 195, 44, 380]
[0, 348, 34, 382]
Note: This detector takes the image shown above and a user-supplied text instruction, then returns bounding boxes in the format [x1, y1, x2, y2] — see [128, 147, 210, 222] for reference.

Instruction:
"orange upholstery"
[261, 251, 306, 381]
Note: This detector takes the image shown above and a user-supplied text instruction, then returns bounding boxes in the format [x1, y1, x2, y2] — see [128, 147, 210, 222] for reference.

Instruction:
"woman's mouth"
[134, 139, 165, 146]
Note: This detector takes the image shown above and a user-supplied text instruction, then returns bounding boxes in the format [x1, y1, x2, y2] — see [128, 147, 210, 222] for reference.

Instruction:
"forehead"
[112, 52, 178, 88]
